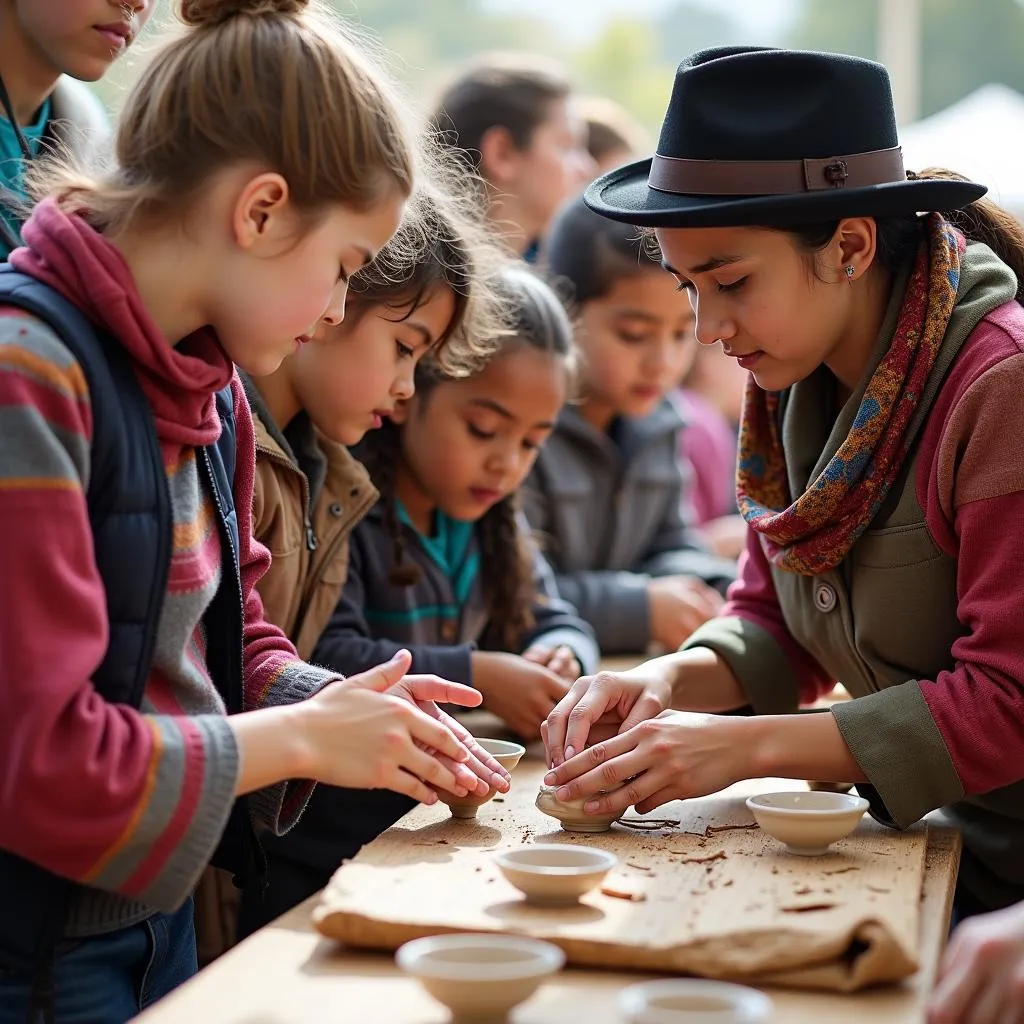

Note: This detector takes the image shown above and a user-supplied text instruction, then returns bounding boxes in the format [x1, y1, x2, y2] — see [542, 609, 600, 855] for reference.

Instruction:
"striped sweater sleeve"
[228, 374, 343, 833]
[0, 312, 239, 913]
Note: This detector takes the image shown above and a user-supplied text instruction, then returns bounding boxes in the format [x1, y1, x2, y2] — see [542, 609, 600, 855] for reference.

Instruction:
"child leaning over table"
[0, 2, 508, 1019]
[240, 265, 597, 937]
[194, 171, 509, 964]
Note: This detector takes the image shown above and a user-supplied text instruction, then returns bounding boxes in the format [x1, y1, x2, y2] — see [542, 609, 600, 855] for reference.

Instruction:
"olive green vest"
[686, 244, 1024, 909]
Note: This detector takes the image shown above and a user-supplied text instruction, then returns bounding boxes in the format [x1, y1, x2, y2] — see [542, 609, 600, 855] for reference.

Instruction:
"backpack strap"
[0, 268, 145, 1001]
[211, 381, 239, 557]
[0, 265, 121, 524]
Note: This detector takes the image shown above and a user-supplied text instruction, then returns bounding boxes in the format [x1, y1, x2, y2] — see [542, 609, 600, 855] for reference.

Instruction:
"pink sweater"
[0, 201, 338, 927]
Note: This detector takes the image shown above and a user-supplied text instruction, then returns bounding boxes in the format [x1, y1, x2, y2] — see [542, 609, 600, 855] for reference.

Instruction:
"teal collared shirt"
[396, 500, 480, 608]
[0, 99, 50, 257]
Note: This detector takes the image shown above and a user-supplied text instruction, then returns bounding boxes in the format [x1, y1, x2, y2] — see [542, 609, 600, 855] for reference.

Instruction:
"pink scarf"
[12, 198, 232, 446]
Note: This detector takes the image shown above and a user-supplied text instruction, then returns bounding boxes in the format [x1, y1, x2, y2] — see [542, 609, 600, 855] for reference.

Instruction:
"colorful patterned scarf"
[736, 213, 965, 576]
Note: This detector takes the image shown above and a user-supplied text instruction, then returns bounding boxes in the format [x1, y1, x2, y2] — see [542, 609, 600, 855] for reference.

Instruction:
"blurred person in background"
[0, 0, 156, 257]
[579, 94, 651, 175]
[674, 342, 748, 558]
[527, 196, 736, 656]
[430, 52, 596, 259]
[570, 91, 746, 559]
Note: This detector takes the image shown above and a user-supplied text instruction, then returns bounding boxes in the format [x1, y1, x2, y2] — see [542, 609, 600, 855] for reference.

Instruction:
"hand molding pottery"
[436, 738, 526, 820]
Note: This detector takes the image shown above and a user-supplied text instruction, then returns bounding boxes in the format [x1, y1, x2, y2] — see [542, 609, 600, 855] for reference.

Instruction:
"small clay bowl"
[619, 979, 774, 1023]
[535, 783, 624, 833]
[396, 932, 564, 1022]
[494, 843, 618, 905]
[746, 790, 869, 856]
[436, 738, 526, 820]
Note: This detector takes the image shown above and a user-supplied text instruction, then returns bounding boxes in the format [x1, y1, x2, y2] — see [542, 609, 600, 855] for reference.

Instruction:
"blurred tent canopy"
[86, 0, 1024, 171]
[900, 84, 1024, 216]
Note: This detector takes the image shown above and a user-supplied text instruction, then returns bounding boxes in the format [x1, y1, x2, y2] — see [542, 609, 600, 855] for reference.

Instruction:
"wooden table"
[139, 785, 959, 1023]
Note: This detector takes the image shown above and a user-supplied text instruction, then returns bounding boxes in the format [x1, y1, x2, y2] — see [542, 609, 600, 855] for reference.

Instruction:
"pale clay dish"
[746, 790, 870, 856]
[435, 738, 526, 820]
[494, 844, 618, 905]
[535, 783, 624, 832]
[619, 979, 774, 1023]
[396, 933, 564, 1021]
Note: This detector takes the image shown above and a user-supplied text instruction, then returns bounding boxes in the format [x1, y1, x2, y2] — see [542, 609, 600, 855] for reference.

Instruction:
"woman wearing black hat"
[541, 46, 1024, 969]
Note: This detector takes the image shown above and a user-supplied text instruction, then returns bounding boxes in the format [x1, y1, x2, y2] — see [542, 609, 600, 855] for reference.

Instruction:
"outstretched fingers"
[403, 703, 469, 765]
[399, 674, 483, 709]
[544, 674, 616, 768]
[420, 705, 510, 794]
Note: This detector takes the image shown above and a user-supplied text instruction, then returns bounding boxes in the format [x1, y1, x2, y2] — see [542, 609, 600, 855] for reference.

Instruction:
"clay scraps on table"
[600, 884, 647, 902]
[618, 817, 681, 831]
[668, 850, 728, 865]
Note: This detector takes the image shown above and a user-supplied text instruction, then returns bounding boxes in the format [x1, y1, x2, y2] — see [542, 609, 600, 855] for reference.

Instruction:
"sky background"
[481, 0, 801, 44]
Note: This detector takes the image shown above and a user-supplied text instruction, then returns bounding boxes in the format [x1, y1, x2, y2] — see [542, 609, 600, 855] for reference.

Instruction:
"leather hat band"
[649, 146, 906, 195]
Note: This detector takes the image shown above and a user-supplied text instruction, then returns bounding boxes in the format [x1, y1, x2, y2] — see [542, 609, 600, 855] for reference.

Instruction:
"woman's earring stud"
[845, 265, 855, 283]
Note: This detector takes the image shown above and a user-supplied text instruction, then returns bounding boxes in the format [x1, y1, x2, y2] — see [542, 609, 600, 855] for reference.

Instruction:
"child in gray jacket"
[525, 196, 736, 654]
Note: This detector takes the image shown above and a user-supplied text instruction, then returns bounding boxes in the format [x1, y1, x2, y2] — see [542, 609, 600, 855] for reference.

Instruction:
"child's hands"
[647, 575, 723, 650]
[368, 655, 511, 795]
[471, 651, 573, 741]
[400, 697, 512, 798]
[292, 651, 478, 803]
[522, 643, 581, 682]
[702, 514, 748, 560]
[927, 900, 1024, 1024]
[541, 661, 675, 768]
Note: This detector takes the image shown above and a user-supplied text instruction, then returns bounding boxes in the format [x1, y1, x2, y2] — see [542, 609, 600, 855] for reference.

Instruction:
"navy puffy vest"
[0, 267, 257, 971]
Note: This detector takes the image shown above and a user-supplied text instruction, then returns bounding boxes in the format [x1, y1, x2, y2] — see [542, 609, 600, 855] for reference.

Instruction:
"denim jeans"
[0, 898, 197, 1024]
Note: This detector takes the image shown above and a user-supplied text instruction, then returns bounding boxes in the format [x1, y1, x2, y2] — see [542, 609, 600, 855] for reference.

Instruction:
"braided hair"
[361, 264, 576, 648]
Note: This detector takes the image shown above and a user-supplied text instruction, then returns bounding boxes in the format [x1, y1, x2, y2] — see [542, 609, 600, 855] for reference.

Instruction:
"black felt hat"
[584, 46, 986, 228]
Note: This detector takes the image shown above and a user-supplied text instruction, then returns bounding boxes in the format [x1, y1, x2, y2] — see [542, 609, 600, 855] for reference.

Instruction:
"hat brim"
[584, 157, 988, 228]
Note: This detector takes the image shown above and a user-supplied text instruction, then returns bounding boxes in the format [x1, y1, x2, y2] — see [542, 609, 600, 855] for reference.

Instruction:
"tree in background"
[572, 19, 672, 137]
[86, 0, 1024, 142]
[88, 1, 730, 138]
[786, 0, 1024, 118]
[656, 2, 748, 64]
[90, 0, 557, 118]
[328, 0, 554, 102]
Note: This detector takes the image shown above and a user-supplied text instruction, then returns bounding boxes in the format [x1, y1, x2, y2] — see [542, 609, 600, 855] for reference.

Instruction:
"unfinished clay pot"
[435, 738, 526, 820]
[535, 784, 624, 833]
[396, 933, 564, 1022]
[746, 790, 869, 856]
[619, 979, 774, 1023]
[494, 844, 617, 905]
